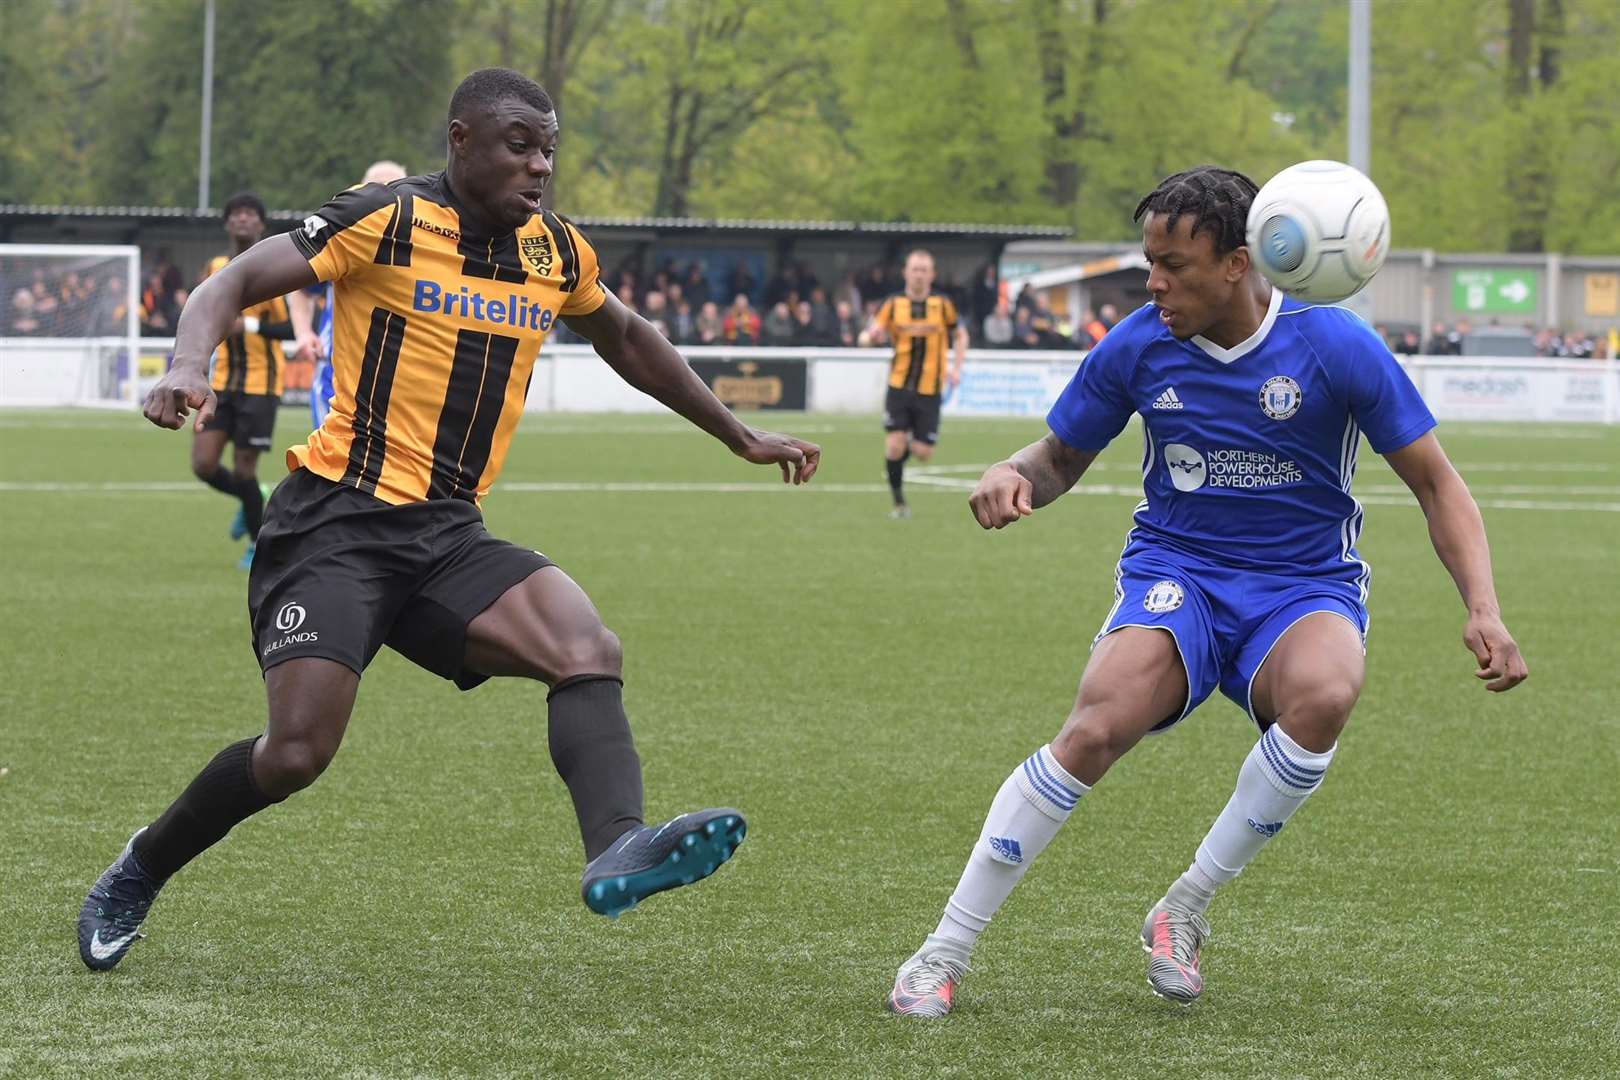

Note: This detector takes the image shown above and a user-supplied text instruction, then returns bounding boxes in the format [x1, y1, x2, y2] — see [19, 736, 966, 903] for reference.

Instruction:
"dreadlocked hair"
[1132, 165, 1260, 255]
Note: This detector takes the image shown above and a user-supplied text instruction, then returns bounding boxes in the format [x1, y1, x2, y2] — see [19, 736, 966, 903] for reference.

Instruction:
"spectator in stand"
[836, 272, 863, 316]
[9, 288, 41, 334]
[1534, 327, 1561, 356]
[835, 300, 860, 346]
[792, 300, 818, 344]
[642, 291, 672, 340]
[682, 262, 711, 310]
[1099, 303, 1120, 331]
[1012, 306, 1039, 349]
[615, 282, 639, 315]
[1423, 322, 1452, 355]
[27, 269, 61, 334]
[808, 288, 839, 344]
[725, 294, 762, 345]
[982, 296, 1014, 347]
[696, 301, 724, 344]
[94, 274, 130, 336]
[764, 300, 796, 345]
[671, 297, 696, 345]
[140, 267, 181, 336]
[1396, 330, 1422, 356]
[1080, 308, 1108, 347]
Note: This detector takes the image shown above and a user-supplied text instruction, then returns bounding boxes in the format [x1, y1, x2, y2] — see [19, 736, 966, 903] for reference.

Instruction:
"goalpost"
[0, 244, 143, 407]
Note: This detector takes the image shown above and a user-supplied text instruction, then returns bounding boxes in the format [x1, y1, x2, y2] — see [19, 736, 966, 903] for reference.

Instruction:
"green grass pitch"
[1, 406, 1617, 1078]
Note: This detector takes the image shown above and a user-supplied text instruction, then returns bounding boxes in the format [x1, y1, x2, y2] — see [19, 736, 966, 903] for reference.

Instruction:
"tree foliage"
[2, 0, 1616, 253]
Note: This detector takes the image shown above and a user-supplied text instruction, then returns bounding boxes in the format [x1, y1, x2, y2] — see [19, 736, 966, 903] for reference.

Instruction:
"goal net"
[0, 244, 142, 407]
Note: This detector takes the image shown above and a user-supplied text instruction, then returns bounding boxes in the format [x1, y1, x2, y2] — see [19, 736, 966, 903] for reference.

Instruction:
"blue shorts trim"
[1094, 542, 1367, 733]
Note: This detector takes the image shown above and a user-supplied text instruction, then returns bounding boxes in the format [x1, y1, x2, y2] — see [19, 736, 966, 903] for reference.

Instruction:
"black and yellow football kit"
[247, 172, 605, 688]
[286, 172, 604, 505]
[875, 293, 958, 444]
[201, 254, 291, 449]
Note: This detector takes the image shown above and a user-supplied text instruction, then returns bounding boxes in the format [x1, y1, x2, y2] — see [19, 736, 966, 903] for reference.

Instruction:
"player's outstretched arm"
[1384, 432, 1528, 692]
[142, 235, 318, 431]
[565, 291, 820, 484]
[969, 433, 1098, 529]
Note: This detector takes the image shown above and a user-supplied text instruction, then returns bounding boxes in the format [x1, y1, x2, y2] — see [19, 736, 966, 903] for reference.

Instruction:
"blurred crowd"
[1377, 320, 1613, 359]
[554, 255, 1099, 351]
[1, 265, 133, 337]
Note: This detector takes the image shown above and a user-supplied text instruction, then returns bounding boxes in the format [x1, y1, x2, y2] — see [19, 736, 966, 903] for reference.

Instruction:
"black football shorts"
[202, 391, 279, 451]
[247, 468, 553, 690]
[883, 387, 943, 445]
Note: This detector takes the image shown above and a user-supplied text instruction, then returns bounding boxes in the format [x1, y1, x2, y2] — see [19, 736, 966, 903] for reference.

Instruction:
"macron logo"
[1152, 387, 1185, 410]
[988, 836, 1024, 864]
[413, 280, 557, 332]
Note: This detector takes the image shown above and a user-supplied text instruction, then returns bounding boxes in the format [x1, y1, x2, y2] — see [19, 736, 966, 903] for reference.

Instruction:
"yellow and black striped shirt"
[204, 254, 290, 397]
[288, 171, 605, 506]
[876, 293, 958, 397]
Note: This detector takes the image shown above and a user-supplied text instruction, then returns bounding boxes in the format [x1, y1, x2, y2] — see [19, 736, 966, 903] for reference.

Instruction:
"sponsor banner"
[943, 359, 1080, 417]
[1410, 361, 1618, 423]
[688, 357, 807, 410]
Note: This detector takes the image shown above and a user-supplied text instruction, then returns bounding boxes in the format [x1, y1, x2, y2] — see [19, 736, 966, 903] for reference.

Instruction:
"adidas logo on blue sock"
[989, 836, 1024, 863]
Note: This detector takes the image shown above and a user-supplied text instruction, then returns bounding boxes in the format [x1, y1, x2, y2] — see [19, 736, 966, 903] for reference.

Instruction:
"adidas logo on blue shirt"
[1152, 387, 1185, 410]
[1247, 818, 1285, 838]
[988, 836, 1024, 863]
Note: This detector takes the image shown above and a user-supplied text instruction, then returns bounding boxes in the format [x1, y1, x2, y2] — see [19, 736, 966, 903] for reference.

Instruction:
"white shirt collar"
[1190, 286, 1282, 364]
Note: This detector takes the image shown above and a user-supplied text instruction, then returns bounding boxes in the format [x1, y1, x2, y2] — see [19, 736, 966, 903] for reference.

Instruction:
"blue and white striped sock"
[933, 745, 1089, 949]
[1193, 724, 1336, 889]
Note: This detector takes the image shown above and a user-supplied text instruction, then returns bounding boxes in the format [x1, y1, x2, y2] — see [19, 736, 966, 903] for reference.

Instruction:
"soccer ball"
[1246, 160, 1390, 303]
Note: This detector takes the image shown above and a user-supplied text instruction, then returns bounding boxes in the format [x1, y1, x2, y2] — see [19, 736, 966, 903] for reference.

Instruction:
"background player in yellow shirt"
[861, 250, 968, 518]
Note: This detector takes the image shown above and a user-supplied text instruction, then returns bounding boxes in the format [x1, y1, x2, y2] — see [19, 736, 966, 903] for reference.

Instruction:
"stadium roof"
[0, 204, 1070, 240]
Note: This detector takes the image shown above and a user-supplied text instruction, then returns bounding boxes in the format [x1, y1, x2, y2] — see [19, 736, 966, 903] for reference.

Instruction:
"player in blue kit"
[887, 165, 1528, 1016]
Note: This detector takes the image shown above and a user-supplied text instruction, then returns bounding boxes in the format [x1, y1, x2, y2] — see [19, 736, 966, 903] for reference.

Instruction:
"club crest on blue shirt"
[1143, 580, 1185, 613]
[1259, 375, 1303, 420]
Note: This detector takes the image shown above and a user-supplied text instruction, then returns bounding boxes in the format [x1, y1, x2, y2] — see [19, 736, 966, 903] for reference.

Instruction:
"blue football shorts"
[1093, 538, 1368, 732]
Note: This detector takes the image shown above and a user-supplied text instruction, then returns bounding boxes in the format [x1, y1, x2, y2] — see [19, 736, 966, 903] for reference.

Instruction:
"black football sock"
[201, 465, 237, 496]
[547, 675, 645, 861]
[132, 737, 283, 881]
[234, 474, 265, 539]
[886, 451, 909, 505]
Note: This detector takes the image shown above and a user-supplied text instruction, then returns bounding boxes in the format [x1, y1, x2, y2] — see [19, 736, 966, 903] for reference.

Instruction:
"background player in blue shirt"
[888, 165, 1528, 1017]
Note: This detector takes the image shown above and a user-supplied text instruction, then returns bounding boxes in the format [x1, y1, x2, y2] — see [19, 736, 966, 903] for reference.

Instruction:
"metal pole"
[198, 0, 215, 210]
[1346, 0, 1374, 322]
[1348, 0, 1371, 174]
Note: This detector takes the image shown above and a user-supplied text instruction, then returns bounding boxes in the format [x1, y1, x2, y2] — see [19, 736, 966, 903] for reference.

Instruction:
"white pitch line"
[3, 479, 1619, 512]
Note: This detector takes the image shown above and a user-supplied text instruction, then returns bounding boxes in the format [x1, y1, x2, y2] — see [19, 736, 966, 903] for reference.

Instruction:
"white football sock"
[1192, 724, 1336, 891]
[932, 745, 1090, 950]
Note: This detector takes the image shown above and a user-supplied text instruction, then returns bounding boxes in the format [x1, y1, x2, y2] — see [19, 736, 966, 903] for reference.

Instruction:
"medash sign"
[1405, 358, 1619, 423]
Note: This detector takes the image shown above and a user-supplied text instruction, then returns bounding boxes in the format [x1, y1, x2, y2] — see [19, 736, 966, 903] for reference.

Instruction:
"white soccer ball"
[1245, 160, 1390, 303]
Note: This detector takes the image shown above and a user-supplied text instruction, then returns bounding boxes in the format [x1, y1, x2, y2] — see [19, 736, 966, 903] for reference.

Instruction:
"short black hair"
[448, 67, 554, 126]
[1133, 165, 1259, 255]
[222, 191, 267, 222]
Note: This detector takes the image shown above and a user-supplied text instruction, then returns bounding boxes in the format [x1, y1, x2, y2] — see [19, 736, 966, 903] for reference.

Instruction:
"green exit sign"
[1453, 269, 1537, 314]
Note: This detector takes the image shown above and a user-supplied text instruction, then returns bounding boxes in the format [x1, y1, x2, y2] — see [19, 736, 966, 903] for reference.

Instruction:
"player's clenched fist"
[143, 368, 217, 431]
[969, 462, 1034, 529]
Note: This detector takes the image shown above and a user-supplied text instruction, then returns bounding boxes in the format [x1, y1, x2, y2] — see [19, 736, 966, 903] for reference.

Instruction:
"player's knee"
[258, 733, 337, 794]
[1052, 717, 1135, 779]
[190, 459, 214, 482]
[1275, 676, 1359, 748]
[554, 625, 622, 680]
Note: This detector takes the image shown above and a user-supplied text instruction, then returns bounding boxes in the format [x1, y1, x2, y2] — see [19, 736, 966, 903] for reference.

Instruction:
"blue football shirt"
[1047, 289, 1436, 583]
